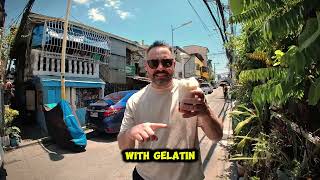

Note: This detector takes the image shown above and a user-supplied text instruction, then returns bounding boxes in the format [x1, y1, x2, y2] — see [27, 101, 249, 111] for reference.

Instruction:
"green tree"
[228, 0, 320, 178]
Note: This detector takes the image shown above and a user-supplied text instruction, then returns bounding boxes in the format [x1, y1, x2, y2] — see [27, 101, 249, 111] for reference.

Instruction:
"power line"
[6, 0, 29, 31]
[187, 0, 216, 42]
[71, 14, 84, 25]
[202, 0, 226, 44]
[208, 52, 226, 55]
[187, 0, 210, 32]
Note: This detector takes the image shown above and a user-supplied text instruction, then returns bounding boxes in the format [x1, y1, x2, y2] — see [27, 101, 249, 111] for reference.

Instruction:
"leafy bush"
[228, 0, 320, 178]
[3, 107, 20, 139]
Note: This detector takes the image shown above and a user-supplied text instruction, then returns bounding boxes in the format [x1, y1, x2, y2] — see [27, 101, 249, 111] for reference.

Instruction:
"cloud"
[104, 0, 132, 20]
[116, 10, 131, 20]
[73, 0, 90, 4]
[88, 8, 106, 22]
[104, 0, 121, 9]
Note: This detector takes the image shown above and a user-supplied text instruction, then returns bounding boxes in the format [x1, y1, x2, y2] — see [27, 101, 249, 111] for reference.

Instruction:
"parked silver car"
[210, 81, 218, 89]
[200, 83, 213, 95]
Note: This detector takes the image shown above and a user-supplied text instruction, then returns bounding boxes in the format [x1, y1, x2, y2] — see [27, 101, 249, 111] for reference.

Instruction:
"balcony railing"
[31, 49, 99, 78]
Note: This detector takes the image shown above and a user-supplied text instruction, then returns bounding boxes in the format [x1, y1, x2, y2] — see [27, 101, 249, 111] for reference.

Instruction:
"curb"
[5, 128, 92, 151]
[4, 136, 52, 152]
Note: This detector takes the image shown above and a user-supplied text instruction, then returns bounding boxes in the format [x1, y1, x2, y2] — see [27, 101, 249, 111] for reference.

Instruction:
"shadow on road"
[86, 130, 118, 143]
[38, 136, 92, 162]
[202, 143, 218, 171]
[38, 142, 66, 162]
[201, 92, 233, 171]
[218, 101, 230, 123]
[199, 134, 206, 144]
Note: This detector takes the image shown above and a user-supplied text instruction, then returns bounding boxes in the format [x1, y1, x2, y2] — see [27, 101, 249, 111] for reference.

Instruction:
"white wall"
[175, 61, 182, 78]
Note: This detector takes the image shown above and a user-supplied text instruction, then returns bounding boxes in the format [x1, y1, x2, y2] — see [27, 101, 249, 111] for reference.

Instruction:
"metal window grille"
[41, 20, 110, 63]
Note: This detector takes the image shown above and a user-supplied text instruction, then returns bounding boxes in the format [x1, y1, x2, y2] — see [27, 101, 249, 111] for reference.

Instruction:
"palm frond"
[239, 67, 287, 83]
[299, 12, 320, 62]
[234, 115, 256, 134]
[230, 0, 283, 24]
[246, 51, 273, 66]
[308, 77, 320, 105]
[263, 2, 305, 41]
[252, 81, 284, 106]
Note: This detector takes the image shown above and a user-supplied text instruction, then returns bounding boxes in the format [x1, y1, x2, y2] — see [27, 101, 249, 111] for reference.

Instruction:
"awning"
[38, 75, 105, 88]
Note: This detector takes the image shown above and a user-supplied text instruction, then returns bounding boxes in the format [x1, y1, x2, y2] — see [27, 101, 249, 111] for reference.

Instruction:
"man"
[223, 84, 228, 99]
[117, 41, 223, 180]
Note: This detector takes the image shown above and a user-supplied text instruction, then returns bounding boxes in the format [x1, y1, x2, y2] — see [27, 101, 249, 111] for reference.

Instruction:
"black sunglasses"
[146, 59, 174, 69]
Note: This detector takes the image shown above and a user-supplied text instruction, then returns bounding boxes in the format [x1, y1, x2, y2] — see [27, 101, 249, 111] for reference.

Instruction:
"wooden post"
[61, 0, 71, 100]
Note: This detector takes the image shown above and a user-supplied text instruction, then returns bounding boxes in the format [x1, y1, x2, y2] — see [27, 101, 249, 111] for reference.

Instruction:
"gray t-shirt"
[120, 79, 205, 180]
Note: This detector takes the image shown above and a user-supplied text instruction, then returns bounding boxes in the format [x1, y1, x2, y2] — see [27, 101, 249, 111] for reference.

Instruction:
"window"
[196, 64, 200, 70]
[201, 66, 208, 73]
[200, 84, 209, 88]
[76, 88, 100, 108]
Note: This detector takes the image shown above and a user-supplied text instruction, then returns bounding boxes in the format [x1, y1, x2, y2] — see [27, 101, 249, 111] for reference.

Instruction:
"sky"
[5, 0, 230, 74]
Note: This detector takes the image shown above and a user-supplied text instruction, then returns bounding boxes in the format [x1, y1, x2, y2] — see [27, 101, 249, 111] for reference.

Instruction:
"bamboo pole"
[61, 0, 71, 100]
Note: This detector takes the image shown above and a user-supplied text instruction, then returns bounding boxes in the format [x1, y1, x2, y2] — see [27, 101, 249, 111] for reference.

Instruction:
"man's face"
[144, 46, 175, 87]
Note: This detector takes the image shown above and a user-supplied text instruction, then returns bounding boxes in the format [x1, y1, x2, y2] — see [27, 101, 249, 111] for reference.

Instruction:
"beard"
[150, 70, 173, 86]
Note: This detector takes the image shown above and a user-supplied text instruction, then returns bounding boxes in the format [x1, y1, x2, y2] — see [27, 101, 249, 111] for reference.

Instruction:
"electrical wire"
[5, 0, 28, 31]
[71, 14, 84, 25]
[187, 0, 211, 33]
[187, 0, 219, 43]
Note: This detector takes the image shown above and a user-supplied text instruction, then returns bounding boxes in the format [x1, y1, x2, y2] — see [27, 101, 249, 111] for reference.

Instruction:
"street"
[4, 87, 234, 180]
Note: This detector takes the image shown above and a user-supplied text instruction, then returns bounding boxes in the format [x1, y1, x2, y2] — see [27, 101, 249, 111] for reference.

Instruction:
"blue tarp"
[75, 108, 86, 126]
[44, 100, 87, 151]
[60, 100, 87, 146]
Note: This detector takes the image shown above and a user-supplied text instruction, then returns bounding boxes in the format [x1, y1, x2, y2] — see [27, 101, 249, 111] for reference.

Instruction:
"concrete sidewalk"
[202, 100, 237, 179]
[200, 88, 237, 180]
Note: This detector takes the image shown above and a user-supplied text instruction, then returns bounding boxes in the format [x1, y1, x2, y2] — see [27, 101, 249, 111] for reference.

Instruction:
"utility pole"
[61, 0, 71, 100]
[171, 21, 192, 78]
[9, 0, 35, 117]
[229, 0, 235, 81]
[212, 62, 219, 81]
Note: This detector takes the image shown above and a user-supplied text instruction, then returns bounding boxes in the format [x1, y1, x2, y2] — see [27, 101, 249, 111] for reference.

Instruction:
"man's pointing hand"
[126, 122, 168, 142]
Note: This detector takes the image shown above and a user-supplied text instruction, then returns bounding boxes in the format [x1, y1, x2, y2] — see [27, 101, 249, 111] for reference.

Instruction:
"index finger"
[149, 123, 168, 131]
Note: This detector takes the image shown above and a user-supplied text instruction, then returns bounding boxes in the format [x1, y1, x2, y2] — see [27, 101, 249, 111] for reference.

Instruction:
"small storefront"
[75, 88, 100, 108]
[25, 75, 105, 134]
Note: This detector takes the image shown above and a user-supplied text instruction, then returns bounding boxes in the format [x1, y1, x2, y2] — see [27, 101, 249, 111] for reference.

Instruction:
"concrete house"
[174, 46, 207, 80]
[12, 12, 146, 134]
[18, 13, 112, 132]
[183, 45, 209, 66]
[183, 45, 212, 81]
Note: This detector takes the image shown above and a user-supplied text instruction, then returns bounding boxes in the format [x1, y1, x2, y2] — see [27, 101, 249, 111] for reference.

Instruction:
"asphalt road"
[4, 87, 234, 180]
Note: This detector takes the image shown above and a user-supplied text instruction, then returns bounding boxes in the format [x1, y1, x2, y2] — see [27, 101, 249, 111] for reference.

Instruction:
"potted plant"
[2, 106, 20, 147]
[6, 126, 21, 147]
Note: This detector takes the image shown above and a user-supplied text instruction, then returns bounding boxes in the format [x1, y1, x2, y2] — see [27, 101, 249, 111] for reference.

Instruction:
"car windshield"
[200, 84, 209, 88]
[103, 91, 137, 104]
[103, 91, 127, 104]
[117, 91, 137, 103]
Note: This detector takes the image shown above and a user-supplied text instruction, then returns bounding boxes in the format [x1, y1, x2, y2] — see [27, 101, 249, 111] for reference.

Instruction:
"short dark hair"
[147, 41, 172, 54]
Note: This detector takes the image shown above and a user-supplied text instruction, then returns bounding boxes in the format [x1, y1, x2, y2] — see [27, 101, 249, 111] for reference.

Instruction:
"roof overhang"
[38, 75, 105, 88]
